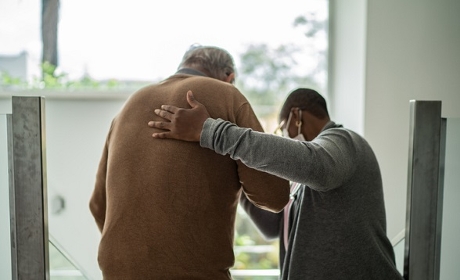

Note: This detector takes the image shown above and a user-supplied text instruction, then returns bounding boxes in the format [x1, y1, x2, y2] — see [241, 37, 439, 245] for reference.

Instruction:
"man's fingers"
[148, 121, 170, 130]
[160, 105, 179, 114]
[148, 90, 207, 142]
[154, 109, 174, 120]
[152, 132, 170, 139]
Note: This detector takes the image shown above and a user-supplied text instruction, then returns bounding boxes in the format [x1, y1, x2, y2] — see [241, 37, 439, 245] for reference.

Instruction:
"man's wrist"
[200, 118, 218, 148]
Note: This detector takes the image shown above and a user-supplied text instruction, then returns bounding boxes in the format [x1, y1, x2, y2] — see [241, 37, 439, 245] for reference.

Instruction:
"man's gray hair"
[178, 45, 235, 81]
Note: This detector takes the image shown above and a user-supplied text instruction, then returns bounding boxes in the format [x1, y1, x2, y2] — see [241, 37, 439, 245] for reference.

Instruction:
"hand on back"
[148, 90, 210, 142]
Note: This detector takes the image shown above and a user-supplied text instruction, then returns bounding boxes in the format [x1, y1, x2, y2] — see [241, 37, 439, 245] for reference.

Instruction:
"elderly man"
[90, 45, 289, 279]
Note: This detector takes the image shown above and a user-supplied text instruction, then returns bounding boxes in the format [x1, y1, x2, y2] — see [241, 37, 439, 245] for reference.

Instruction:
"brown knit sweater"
[89, 73, 289, 279]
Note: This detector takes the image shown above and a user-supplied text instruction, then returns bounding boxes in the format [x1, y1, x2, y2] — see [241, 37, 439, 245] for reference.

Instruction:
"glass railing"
[393, 233, 405, 275]
[3, 102, 459, 279]
[439, 117, 460, 279]
[231, 204, 281, 278]
[0, 114, 12, 280]
[49, 237, 86, 280]
[0, 109, 420, 280]
[232, 270, 279, 280]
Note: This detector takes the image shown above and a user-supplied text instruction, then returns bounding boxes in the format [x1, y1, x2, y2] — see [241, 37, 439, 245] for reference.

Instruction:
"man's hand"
[148, 90, 210, 142]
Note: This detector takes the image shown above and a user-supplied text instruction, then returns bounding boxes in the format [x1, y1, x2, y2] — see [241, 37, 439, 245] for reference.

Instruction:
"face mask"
[282, 111, 306, 141]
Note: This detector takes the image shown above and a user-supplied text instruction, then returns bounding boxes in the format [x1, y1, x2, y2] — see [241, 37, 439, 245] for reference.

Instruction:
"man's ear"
[291, 107, 301, 122]
[225, 73, 235, 84]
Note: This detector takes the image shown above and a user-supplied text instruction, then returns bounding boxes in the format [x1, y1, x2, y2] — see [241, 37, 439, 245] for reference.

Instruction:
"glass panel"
[49, 239, 86, 280]
[440, 118, 460, 280]
[0, 114, 12, 280]
[232, 272, 279, 280]
[234, 206, 280, 272]
[393, 238, 405, 275]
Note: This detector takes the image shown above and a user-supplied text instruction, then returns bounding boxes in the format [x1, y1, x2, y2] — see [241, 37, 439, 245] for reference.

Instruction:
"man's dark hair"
[279, 88, 329, 123]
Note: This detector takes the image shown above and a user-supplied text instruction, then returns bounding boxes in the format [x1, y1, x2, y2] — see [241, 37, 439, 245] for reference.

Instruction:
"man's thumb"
[186, 90, 200, 108]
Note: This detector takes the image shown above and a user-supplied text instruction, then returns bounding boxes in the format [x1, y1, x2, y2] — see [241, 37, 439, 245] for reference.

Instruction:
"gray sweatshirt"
[201, 119, 404, 280]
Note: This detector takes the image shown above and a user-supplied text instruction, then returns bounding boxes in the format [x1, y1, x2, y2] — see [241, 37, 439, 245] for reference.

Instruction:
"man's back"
[90, 74, 289, 279]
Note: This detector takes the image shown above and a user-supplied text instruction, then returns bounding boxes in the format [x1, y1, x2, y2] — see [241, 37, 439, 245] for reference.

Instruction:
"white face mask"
[282, 111, 306, 141]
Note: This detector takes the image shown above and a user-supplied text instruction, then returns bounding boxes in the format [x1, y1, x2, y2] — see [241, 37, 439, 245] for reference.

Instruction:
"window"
[0, 1, 328, 278]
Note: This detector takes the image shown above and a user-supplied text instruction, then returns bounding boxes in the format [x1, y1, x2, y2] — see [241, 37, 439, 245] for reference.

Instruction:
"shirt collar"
[175, 68, 208, 77]
[321, 120, 343, 132]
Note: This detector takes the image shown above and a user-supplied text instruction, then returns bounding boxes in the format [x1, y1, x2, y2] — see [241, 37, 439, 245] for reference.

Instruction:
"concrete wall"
[329, 0, 460, 247]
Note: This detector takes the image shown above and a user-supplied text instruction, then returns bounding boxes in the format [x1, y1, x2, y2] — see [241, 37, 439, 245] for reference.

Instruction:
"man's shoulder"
[320, 125, 368, 144]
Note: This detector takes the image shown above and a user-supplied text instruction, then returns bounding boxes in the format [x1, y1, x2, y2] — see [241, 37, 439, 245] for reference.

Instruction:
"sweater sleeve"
[89, 120, 115, 233]
[201, 118, 357, 192]
[239, 192, 282, 240]
[89, 140, 108, 232]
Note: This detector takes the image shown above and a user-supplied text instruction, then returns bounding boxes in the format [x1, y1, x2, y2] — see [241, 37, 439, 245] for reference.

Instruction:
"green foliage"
[41, 61, 67, 88]
[294, 13, 327, 38]
[293, 11, 328, 83]
[0, 71, 27, 87]
[236, 43, 320, 119]
[0, 62, 149, 91]
[235, 9, 327, 115]
[238, 44, 295, 103]
[233, 206, 280, 271]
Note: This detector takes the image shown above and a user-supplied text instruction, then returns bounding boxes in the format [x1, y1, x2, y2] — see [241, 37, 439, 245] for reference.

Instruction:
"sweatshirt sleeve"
[239, 192, 282, 240]
[201, 118, 357, 192]
[229, 103, 290, 213]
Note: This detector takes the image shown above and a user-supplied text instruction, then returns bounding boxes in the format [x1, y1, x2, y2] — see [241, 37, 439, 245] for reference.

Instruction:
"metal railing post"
[404, 100, 445, 280]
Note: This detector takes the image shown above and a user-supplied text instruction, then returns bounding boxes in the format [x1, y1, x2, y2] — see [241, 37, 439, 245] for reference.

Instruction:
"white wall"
[329, 0, 460, 245]
[0, 91, 130, 280]
[328, 0, 367, 135]
[365, 0, 460, 240]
